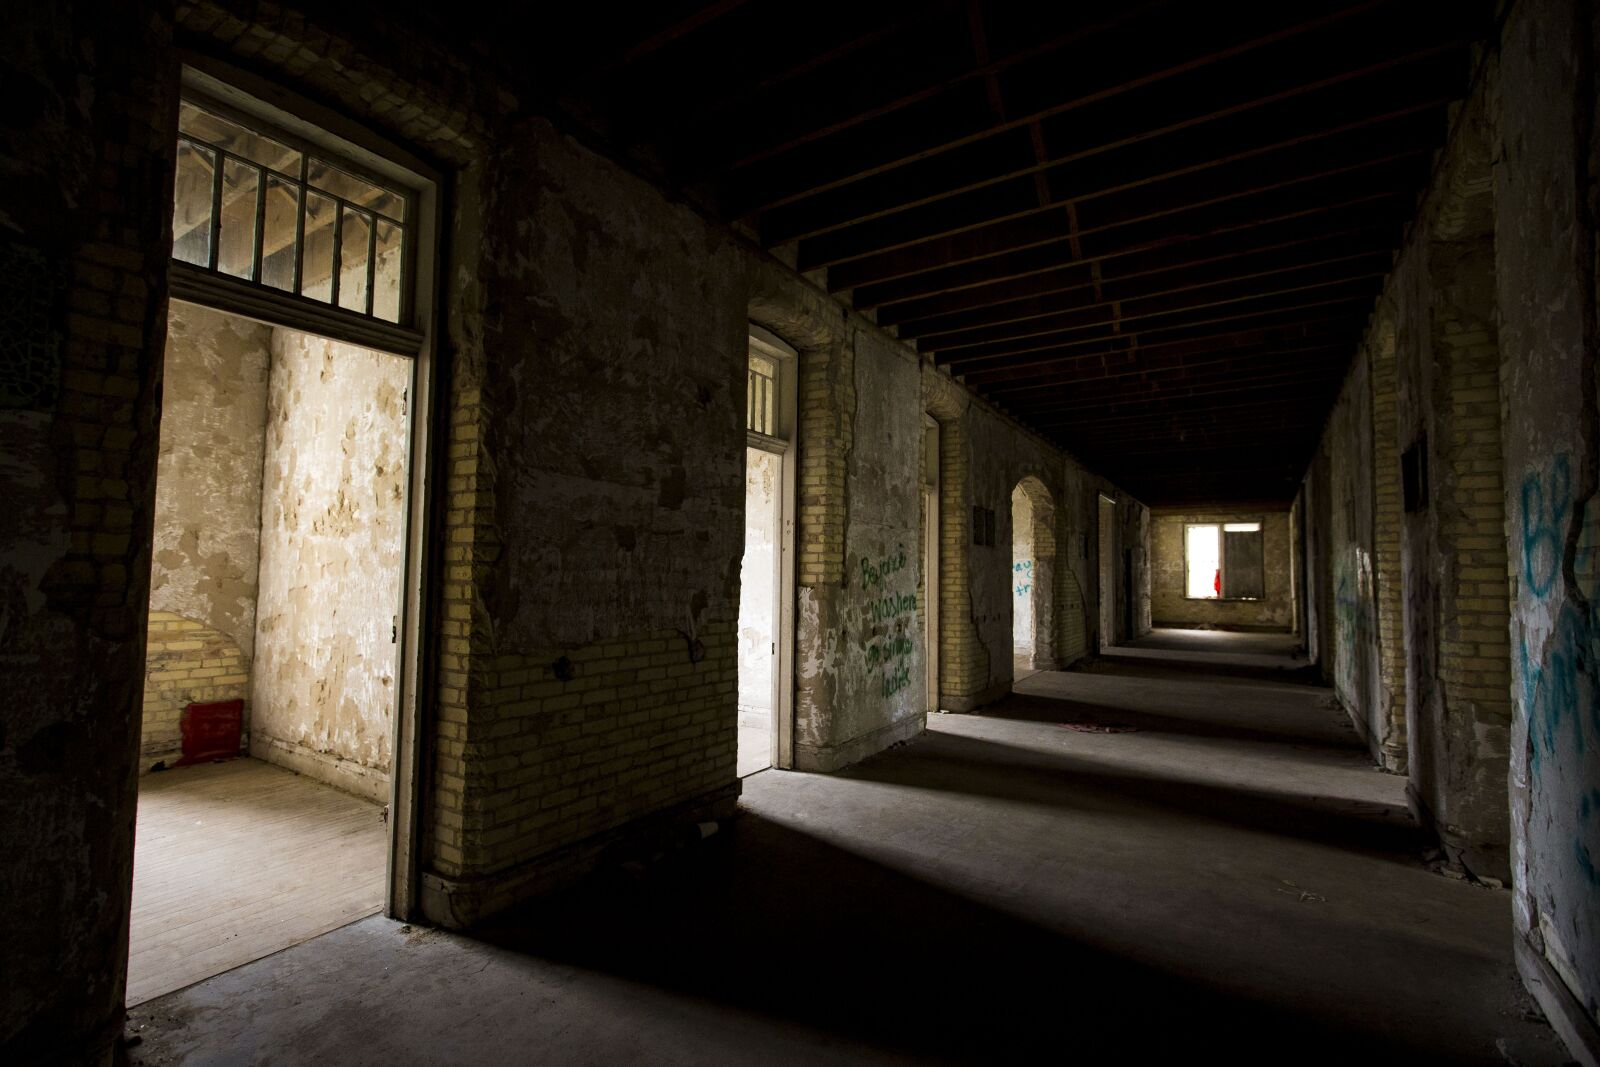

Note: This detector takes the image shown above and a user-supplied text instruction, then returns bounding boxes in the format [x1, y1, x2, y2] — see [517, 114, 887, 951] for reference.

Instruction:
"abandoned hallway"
[127, 634, 1562, 1063]
[6, 1, 1600, 1064]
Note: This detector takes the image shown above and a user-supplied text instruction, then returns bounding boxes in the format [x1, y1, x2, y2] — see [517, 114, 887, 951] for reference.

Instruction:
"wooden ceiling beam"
[916, 257, 1388, 352]
[940, 291, 1375, 371]
[851, 189, 1401, 308]
[759, 44, 1460, 244]
[955, 314, 1361, 383]
[1001, 361, 1347, 410]
[713, 1, 1395, 206]
[832, 158, 1419, 296]
[800, 104, 1442, 271]
[974, 342, 1350, 396]
[886, 228, 1394, 335]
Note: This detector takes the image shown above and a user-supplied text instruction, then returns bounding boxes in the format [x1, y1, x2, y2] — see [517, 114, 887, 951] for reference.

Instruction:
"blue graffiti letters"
[1520, 455, 1570, 599]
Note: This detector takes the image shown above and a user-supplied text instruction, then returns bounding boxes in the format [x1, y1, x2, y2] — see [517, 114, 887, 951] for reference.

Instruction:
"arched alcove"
[1012, 475, 1058, 673]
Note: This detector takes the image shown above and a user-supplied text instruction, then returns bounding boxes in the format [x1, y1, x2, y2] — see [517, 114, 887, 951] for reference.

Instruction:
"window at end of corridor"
[1185, 522, 1264, 600]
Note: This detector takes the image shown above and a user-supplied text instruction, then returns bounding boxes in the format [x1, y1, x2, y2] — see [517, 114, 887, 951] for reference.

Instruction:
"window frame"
[169, 63, 429, 357]
[1183, 519, 1266, 602]
[746, 326, 795, 450]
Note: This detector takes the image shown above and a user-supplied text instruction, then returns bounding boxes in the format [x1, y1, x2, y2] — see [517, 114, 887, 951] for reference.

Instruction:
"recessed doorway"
[737, 327, 797, 776]
[129, 64, 439, 1005]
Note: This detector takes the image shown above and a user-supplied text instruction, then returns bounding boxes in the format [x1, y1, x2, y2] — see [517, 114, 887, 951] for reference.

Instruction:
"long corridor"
[128, 632, 1563, 1064]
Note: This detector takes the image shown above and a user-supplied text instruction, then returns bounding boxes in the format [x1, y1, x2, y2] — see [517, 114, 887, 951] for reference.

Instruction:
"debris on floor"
[1275, 879, 1327, 903]
[1055, 721, 1138, 733]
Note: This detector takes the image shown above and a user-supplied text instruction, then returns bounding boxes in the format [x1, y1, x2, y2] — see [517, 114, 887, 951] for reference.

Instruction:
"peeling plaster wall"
[251, 329, 408, 802]
[484, 120, 748, 656]
[1389, 76, 1511, 880]
[830, 327, 927, 761]
[1150, 510, 1293, 630]
[1316, 349, 1388, 755]
[142, 302, 270, 765]
[1496, 0, 1600, 1030]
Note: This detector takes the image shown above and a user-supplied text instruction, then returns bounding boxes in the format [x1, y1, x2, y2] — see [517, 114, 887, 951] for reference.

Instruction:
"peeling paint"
[251, 329, 408, 787]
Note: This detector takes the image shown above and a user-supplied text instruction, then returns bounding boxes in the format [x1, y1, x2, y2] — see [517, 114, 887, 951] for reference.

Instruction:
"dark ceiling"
[462, 0, 1488, 506]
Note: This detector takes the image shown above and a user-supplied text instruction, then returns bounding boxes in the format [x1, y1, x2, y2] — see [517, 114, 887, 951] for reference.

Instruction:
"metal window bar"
[366, 210, 377, 317]
[292, 153, 307, 295]
[173, 124, 410, 326]
[747, 365, 776, 435]
[207, 144, 223, 272]
[250, 163, 266, 283]
[330, 202, 343, 310]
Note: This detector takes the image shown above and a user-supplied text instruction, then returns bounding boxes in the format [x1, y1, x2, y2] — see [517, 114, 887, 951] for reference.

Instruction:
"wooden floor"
[127, 757, 386, 1006]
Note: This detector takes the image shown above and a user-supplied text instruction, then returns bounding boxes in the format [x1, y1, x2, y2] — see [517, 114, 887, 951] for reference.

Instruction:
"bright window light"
[1186, 524, 1220, 599]
[1223, 522, 1260, 532]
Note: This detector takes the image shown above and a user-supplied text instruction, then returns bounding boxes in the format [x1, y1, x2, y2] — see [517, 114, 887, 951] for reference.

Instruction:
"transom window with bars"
[747, 351, 778, 436]
[172, 99, 410, 324]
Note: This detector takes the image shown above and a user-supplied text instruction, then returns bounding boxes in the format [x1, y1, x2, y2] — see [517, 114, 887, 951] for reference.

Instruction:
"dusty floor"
[127, 632, 1566, 1064]
[737, 705, 773, 777]
[127, 758, 386, 1006]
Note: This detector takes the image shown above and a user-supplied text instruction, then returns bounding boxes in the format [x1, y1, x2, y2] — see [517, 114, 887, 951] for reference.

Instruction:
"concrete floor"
[127, 632, 1566, 1064]
[127, 758, 386, 1007]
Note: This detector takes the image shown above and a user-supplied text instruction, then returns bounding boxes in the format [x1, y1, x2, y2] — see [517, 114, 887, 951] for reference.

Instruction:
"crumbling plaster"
[149, 302, 270, 661]
[1495, 0, 1600, 1034]
[140, 303, 271, 765]
[1318, 348, 1388, 756]
[250, 329, 409, 803]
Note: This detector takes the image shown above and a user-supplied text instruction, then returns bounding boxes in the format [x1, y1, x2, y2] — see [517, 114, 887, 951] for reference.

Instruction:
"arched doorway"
[1012, 477, 1058, 675]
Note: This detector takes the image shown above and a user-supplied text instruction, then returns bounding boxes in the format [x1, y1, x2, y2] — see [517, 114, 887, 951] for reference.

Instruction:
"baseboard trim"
[420, 780, 741, 930]
[250, 735, 390, 805]
[1516, 933, 1600, 1067]
[794, 712, 925, 772]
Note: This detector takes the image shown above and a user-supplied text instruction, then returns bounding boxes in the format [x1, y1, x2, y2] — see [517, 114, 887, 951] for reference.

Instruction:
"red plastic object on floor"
[174, 699, 243, 767]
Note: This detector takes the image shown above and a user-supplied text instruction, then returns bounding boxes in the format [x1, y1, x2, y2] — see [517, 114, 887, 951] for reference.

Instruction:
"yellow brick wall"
[140, 611, 250, 767]
[797, 336, 853, 589]
[1370, 323, 1409, 768]
[937, 417, 989, 706]
[443, 624, 737, 877]
[1437, 331, 1511, 721]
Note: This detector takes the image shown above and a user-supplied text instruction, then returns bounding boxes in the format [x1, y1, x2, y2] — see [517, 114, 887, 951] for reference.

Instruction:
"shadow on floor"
[1088, 628, 1325, 685]
[841, 728, 1422, 859]
[977, 687, 1357, 750]
[472, 813, 1435, 1064]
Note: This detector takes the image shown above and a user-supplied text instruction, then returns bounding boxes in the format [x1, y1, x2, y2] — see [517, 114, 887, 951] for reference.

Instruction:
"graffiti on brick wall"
[1334, 548, 1373, 700]
[1520, 454, 1570, 599]
[860, 544, 917, 701]
[1515, 453, 1600, 886]
[1014, 559, 1032, 597]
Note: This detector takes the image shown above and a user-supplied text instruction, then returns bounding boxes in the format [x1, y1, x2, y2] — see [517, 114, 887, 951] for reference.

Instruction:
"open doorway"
[922, 416, 940, 713]
[737, 327, 796, 776]
[1013, 483, 1036, 671]
[1012, 477, 1057, 676]
[129, 70, 437, 1005]
[130, 304, 408, 1005]
[1098, 494, 1116, 649]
